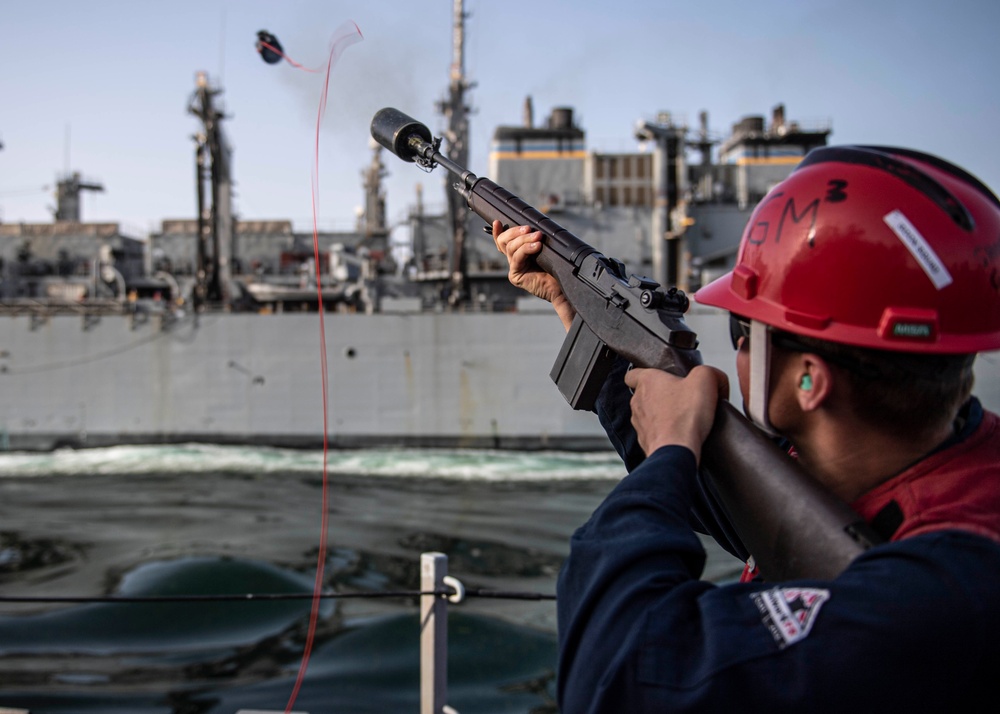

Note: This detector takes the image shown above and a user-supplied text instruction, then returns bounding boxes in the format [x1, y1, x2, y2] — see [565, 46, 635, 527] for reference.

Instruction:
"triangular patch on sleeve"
[750, 587, 830, 649]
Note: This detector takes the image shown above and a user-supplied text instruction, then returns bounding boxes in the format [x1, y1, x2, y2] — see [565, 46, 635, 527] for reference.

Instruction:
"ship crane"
[53, 172, 104, 223]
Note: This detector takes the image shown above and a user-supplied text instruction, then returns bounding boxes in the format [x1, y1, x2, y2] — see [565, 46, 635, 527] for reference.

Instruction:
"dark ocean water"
[0, 445, 743, 713]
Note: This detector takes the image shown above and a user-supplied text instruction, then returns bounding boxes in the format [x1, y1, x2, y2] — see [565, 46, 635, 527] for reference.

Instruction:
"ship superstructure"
[0, 172, 146, 312]
[481, 102, 831, 291]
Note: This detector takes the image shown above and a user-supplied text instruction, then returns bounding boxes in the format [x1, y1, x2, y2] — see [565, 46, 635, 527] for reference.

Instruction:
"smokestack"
[523, 96, 534, 128]
[772, 103, 786, 134]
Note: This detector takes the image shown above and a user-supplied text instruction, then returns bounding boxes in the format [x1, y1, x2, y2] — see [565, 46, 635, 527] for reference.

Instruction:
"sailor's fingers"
[491, 220, 505, 245]
[625, 365, 729, 460]
[492, 220, 522, 251]
[493, 223, 540, 258]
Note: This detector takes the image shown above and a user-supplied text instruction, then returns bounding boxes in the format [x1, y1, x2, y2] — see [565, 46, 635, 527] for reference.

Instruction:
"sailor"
[493, 146, 1000, 712]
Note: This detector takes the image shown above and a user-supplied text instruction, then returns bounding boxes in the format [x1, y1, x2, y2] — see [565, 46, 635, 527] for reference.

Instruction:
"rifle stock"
[371, 107, 881, 580]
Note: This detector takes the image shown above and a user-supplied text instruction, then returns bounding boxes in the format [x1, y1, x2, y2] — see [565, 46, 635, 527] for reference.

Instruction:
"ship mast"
[360, 140, 389, 240]
[437, 0, 475, 306]
[635, 113, 686, 289]
[188, 71, 234, 309]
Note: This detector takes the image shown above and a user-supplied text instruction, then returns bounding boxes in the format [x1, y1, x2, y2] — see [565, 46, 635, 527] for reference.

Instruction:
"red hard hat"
[695, 146, 1000, 354]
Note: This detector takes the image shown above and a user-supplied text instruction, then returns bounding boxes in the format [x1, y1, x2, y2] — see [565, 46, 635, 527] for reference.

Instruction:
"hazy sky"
[2, 0, 998, 239]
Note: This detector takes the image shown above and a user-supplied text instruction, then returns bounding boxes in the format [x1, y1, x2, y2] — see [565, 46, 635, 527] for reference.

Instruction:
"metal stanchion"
[421, 551, 462, 714]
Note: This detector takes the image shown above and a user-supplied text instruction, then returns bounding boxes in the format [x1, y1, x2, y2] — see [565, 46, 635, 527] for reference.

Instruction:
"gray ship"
[2, 6, 996, 452]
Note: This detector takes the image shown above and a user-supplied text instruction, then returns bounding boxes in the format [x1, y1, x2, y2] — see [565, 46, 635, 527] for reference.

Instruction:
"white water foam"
[0, 443, 627, 482]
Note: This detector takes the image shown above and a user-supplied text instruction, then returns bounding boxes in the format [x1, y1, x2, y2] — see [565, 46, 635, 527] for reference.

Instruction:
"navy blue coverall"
[556, 360, 1000, 713]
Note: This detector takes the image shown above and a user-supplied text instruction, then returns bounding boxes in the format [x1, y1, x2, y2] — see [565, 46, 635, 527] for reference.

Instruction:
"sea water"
[0, 444, 743, 713]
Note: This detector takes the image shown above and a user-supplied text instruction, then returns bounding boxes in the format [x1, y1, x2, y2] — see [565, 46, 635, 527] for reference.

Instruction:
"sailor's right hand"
[492, 221, 576, 330]
[625, 365, 729, 464]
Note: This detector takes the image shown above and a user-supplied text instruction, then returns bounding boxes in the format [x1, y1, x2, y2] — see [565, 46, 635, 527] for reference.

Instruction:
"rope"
[281, 21, 363, 714]
[0, 587, 556, 605]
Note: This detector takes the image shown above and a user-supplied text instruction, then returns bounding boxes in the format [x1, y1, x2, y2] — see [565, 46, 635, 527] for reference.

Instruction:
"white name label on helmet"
[883, 209, 953, 290]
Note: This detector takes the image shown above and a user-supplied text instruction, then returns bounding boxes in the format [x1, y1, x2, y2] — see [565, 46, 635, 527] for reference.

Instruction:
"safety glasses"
[729, 313, 751, 350]
[730, 312, 883, 378]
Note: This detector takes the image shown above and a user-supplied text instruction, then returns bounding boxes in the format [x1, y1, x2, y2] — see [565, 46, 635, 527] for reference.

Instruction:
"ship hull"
[1, 309, 623, 452]
[2, 308, 997, 452]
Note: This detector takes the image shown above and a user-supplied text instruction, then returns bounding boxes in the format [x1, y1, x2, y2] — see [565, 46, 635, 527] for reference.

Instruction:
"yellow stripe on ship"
[490, 150, 589, 161]
[734, 156, 804, 166]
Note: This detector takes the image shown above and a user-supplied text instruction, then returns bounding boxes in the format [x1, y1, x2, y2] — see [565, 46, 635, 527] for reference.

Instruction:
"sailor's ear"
[795, 354, 832, 412]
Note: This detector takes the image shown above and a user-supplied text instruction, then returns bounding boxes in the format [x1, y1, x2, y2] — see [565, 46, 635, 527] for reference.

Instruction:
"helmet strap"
[748, 319, 779, 436]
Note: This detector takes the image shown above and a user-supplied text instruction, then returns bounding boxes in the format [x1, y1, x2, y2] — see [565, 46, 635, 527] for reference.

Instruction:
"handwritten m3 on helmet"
[695, 145, 1000, 355]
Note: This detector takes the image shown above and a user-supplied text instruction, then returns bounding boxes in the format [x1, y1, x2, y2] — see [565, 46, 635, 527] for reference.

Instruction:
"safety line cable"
[0, 588, 557, 604]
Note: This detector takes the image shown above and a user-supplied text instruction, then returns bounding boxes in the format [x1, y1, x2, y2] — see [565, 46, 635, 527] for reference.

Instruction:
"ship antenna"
[64, 124, 70, 175]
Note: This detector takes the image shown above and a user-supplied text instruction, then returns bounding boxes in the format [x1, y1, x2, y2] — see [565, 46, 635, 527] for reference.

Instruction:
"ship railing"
[0, 298, 130, 318]
[0, 551, 558, 714]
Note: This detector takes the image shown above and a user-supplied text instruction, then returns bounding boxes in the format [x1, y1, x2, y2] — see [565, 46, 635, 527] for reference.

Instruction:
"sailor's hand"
[624, 366, 729, 463]
[492, 221, 575, 330]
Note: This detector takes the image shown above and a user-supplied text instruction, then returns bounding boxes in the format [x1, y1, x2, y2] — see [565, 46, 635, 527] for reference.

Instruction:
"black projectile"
[256, 30, 283, 65]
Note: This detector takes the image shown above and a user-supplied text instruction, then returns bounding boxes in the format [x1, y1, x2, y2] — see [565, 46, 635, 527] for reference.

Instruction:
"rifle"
[371, 107, 882, 581]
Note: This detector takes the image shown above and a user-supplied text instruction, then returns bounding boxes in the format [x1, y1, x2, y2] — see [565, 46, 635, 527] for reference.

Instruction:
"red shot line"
[275, 20, 364, 714]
